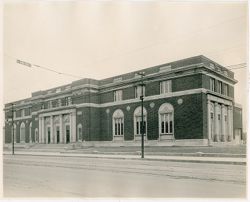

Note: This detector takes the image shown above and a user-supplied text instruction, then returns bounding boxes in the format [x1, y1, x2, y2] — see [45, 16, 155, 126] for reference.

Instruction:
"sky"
[2, 0, 248, 131]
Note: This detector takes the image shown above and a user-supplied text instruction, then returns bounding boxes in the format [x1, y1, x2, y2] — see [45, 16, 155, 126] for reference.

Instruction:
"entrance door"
[66, 125, 70, 144]
[210, 112, 215, 141]
[48, 127, 51, 144]
[57, 128, 60, 144]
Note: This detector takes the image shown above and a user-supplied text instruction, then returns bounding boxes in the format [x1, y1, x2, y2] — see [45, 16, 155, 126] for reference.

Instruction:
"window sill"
[113, 136, 124, 141]
[159, 134, 174, 140]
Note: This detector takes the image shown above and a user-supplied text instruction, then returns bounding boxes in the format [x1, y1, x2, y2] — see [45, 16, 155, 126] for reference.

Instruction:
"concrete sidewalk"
[3, 151, 247, 165]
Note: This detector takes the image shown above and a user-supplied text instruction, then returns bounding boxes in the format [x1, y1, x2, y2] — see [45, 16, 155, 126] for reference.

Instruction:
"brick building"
[4, 55, 243, 146]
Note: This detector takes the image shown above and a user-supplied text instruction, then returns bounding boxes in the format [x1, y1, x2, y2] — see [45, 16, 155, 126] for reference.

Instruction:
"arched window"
[20, 122, 26, 143]
[29, 122, 32, 143]
[134, 106, 147, 137]
[112, 109, 124, 136]
[159, 103, 174, 137]
[77, 124, 82, 142]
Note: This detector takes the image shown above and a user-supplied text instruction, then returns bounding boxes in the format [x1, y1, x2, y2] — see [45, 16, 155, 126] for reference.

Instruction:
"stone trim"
[76, 88, 209, 108]
[13, 115, 32, 121]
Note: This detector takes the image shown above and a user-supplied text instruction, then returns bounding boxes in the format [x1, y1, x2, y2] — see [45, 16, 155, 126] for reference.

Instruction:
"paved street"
[3, 154, 246, 198]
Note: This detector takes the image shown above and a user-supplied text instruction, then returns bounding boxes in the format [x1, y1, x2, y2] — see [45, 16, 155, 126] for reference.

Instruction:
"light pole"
[137, 72, 145, 159]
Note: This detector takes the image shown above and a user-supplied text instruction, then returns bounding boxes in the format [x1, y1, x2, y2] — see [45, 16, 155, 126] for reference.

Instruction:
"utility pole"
[137, 72, 145, 159]
[11, 103, 15, 155]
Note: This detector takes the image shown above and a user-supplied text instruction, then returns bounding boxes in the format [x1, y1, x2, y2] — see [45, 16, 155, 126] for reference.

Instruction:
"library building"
[4, 55, 243, 146]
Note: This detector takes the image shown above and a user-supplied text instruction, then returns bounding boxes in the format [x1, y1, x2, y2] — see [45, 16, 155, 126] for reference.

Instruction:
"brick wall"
[145, 81, 160, 97]
[98, 93, 205, 141]
[123, 86, 135, 100]
[172, 74, 202, 92]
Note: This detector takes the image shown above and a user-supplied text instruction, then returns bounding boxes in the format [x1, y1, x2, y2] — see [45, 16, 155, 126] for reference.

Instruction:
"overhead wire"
[3, 14, 247, 79]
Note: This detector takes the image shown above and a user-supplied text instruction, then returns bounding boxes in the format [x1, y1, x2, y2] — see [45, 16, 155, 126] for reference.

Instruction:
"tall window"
[218, 81, 222, 94]
[29, 122, 32, 143]
[223, 84, 228, 96]
[48, 101, 52, 109]
[58, 99, 62, 107]
[135, 116, 146, 135]
[134, 106, 147, 136]
[113, 109, 124, 136]
[20, 122, 25, 143]
[160, 80, 172, 94]
[210, 78, 215, 92]
[114, 90, 123, 102]
[159, 103, 174, 135]
[77, 124, 82, 141]
[21, 109, 25, 117]
[135, 85, 145, 98]
[65, 97, 72, 106]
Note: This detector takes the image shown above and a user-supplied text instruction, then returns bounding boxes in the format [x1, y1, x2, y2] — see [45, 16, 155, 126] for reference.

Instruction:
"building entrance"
[57, 130, 60, 143]
[66, 125, 70, 144]
[48, 127, 51, 144]
[56, 126, 60, 143]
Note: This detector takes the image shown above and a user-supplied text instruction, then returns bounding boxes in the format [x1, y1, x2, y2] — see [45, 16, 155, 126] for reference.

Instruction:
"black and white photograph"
[2, 0, 248, 200]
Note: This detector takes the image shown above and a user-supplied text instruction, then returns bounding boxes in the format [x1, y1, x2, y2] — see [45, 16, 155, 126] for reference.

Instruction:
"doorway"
[56, 126, 60, 144]
[47, 127, 51, 144]
[66, 125, 70, 144]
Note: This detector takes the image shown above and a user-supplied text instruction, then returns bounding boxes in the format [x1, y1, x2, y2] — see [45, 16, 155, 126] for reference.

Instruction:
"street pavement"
[3, 154, 246, 198]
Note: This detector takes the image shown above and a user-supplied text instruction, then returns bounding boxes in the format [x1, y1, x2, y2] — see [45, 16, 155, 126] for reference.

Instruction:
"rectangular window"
[218, 114, 221, 120]
[218, 81, 222, 94]
[21, 109, 25, 117]
[160, 80, 172, 94]
[48, 101, 52, 108]
[210, 78, 215, 91]
[135, 85, 145, 98]
[56, 99, 61, 107]
[114, 90, 123, 102]
[223, 84, 228, 96]
[65, 97, 72, 106]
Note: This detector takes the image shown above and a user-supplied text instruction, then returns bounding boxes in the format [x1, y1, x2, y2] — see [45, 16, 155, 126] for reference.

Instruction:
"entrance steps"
[4, 143, 69, 152]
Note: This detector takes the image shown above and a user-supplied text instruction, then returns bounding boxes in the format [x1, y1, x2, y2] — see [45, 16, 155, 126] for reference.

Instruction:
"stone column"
[71, 111, 76, 142]
[45, 117, 49, 144]
[214, 103, 219, 142]
[41, 117, 45, 143]
[224, 106, 228, 141]
[50, 116, 54, 144]
[54, 124, 57, 144]
[60, 114, 63, 143]
[39, 117, 42, 143]
[228, 106, 233, 141]
[221, 104, 226, 142]
[207, 99, 212, 144]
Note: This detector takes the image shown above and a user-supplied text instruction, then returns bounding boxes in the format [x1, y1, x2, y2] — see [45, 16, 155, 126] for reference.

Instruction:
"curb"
[3, 152, 246, 165]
